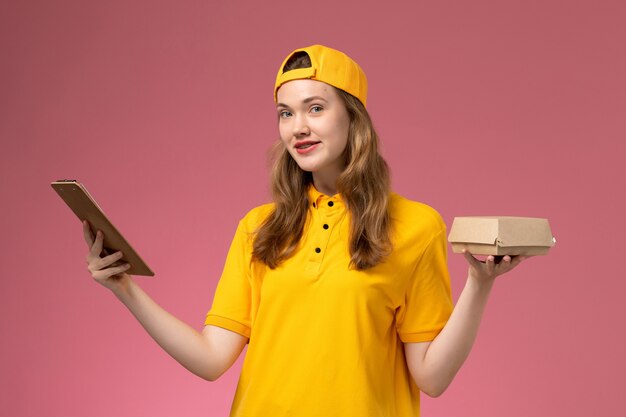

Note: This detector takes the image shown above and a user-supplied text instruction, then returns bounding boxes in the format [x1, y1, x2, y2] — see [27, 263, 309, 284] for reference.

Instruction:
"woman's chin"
[292, 160, 321, 173]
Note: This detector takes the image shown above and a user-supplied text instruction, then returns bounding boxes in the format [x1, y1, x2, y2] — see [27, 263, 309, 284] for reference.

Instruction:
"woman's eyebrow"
[303, 96, 328, 104]
[276, 96, 329, 108]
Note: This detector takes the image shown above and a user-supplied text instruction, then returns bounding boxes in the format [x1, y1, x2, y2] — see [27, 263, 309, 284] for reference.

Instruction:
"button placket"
[313, 209, 327, 258]
[307, 193, 345, 272]
[309, 197, 325, 262]
[317, 197, 342, 257]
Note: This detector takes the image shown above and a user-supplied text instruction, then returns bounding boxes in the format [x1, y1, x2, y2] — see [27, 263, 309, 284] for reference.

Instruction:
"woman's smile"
[295, 140, 321, 154]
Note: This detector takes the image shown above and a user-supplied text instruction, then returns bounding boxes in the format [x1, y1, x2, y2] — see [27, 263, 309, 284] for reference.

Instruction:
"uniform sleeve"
[396, 228, 454, 343]
[204, 220, 254, 338]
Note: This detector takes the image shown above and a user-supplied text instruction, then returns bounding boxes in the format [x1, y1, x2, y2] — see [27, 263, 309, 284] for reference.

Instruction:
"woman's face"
[276, 79, 350, 181]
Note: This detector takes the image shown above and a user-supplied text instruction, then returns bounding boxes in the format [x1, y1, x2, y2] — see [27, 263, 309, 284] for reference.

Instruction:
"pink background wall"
[2, 0, 625, 416]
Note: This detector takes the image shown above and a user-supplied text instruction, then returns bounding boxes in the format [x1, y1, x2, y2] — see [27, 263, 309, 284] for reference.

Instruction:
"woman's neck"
[312, 171, 339, 196]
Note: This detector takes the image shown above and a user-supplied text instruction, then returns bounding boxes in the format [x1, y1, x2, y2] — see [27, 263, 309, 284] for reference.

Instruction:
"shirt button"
[328, 201, 334, 207]
[323, 224, 329, 230]
[315, 247, 321, 253]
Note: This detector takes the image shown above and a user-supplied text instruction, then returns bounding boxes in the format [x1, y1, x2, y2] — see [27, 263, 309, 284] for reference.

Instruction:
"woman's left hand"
[462, 250, 527, 285]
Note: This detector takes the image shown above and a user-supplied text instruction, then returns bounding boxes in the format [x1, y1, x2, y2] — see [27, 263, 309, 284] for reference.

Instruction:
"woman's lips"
[295, 141, 320, 154]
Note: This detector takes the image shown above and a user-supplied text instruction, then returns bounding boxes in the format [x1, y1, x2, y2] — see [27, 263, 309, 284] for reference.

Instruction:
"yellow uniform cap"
[274, 44, 368, 107]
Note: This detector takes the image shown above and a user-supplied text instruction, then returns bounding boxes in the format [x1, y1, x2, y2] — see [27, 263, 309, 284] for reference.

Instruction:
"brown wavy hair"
[252, 52, 392, 270]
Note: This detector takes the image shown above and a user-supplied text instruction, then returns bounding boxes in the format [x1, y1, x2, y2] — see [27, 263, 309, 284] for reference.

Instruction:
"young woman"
[83, 45, 525, 416]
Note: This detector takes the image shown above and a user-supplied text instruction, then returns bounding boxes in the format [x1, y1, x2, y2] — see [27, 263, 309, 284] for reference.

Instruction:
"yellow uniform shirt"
[205, 186, 453, 416]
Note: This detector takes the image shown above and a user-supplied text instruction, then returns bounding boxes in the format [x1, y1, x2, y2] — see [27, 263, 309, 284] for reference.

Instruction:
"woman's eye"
[279, 110, 291, 118]
[310, 105, 323, 113]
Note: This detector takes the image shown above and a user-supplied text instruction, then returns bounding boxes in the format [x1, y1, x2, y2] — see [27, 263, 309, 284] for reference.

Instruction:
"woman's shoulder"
[238, 202, 275, 231]
[388, 192, 446, 238]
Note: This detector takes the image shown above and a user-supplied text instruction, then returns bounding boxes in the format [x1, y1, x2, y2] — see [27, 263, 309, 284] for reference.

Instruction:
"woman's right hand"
[83, 220, 132, 293]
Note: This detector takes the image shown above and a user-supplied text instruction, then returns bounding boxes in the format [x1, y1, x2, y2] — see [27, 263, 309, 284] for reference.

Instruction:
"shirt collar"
[307, 184, 344, 209]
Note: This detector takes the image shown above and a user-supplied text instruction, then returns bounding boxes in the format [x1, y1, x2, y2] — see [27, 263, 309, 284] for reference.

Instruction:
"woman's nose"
[293, 116, 310, 136]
